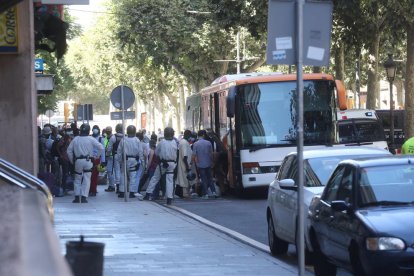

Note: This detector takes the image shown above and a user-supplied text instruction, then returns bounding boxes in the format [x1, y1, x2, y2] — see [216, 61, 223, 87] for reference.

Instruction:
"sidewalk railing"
[0, 158, 54, 221]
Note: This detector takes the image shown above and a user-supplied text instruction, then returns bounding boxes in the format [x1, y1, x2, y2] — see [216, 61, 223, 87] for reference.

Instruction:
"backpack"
[112, 135, 122, 155]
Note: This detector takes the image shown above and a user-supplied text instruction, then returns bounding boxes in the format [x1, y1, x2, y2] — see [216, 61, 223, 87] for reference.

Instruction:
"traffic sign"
[110, 85, 135, 110]
[110, 111, 135, 120]
[45, 109, 54, 118]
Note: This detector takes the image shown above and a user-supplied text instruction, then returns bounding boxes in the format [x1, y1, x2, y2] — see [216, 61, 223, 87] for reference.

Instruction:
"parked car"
[308, 155, 414, 276]
[266, 147, 391, 260]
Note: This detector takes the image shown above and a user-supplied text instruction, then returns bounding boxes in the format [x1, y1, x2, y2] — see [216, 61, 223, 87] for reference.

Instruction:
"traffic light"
[64, 102, 69, 123]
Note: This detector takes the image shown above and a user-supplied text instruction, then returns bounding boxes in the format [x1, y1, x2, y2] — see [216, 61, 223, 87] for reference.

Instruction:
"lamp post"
[383, 54, 397, 154]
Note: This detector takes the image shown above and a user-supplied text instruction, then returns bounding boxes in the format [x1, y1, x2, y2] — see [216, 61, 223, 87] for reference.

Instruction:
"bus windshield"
[238, 80, 335, 148]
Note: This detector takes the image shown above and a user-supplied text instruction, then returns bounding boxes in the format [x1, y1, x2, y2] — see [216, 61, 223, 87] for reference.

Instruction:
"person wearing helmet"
[142, 126, 178, 205]
[175, 130, 194, 198]
[115, 125, 145, 198]
[107, 123, 124, 193]
[67, 123, 104, 203]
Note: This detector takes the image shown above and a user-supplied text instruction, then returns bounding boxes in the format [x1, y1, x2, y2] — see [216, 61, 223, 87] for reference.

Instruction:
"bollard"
[65, 235, 105, 276]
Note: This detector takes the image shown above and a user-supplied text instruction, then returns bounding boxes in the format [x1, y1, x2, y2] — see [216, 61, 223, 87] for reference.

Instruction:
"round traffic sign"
[45, 109, 54, 118]
[110, 85, 135, 110]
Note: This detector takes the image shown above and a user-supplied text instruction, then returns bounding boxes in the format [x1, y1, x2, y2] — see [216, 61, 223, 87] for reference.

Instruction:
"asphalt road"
[172, 188, 352, 276]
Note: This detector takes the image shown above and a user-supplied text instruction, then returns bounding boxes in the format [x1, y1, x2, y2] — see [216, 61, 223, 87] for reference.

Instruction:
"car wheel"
[311, 233, 336, 276]
[267, 213, 288, 255]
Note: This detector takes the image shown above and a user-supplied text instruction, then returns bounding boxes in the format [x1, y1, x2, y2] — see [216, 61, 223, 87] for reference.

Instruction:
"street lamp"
[383, 53, 397, 154]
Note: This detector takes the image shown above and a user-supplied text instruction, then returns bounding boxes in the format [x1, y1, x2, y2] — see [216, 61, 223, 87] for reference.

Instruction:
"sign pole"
[121, 85, 128, 202]
[296, 0, 305, 275]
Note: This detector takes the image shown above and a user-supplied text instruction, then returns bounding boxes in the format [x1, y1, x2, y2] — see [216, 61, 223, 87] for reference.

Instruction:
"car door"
[313, 165, 346, 255]
[274, 155, 297, 242]
[320, 166, 355, 264]
[324, 166, 355, 264]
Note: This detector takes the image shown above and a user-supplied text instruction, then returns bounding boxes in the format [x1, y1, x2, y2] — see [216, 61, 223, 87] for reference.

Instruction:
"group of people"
[38, 122, 228, 205]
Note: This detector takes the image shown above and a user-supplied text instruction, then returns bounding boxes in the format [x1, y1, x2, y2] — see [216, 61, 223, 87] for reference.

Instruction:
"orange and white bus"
[185, 72, 347, 192]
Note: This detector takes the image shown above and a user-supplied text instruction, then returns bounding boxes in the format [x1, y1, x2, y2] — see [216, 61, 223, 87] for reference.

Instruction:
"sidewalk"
[53, 185, 307, 276]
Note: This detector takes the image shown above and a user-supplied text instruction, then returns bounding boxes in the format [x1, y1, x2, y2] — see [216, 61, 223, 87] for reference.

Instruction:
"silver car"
[266, 146, 391, 259]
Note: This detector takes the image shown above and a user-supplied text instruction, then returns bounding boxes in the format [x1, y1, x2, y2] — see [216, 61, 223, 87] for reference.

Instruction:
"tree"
[386, 1, 414, 138]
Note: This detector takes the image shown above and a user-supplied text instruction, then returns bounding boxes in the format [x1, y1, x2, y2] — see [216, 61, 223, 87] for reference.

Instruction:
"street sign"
[266, 0, 333, 66]
[45, 109, 54, 118]
[110, 111, 135, 120]
[77, 104, 93, 121]
[35, 58, 44, 73]
[110, 85, 135, 110]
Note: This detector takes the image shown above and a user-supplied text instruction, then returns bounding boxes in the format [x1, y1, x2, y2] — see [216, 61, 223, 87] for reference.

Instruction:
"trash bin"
[65, 235, 105, 276]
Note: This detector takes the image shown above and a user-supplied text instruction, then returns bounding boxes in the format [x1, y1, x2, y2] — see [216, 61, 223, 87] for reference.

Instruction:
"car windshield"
[359, 164, 414, 206]
[306, 154, 388, 185]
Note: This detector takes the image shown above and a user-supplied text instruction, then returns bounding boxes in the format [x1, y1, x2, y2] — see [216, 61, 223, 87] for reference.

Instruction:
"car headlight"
[366, 237, 405, 251]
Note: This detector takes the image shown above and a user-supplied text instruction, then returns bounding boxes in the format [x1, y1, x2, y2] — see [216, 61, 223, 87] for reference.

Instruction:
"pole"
[390, 81, 395, 154]
[296, 0, 305, 275]
[121, 85, 128, 202]
[236, 31, 241, 74]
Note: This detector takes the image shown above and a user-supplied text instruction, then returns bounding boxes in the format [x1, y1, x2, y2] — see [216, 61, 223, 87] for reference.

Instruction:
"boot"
[118, 192, 125, 198]
[105, 186, 115, 192]
[166, 198, 172, 205]
[129, 192, 136, 198]
[81, 196, 88, 203]
[72, 196, 80, 203]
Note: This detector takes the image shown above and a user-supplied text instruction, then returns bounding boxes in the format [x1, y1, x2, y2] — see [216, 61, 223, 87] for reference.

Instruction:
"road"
[171, 188, 352, 276]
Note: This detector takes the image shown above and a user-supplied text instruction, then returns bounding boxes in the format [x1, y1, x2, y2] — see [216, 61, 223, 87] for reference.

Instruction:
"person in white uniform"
[116, 125, 145, 198]
[67, 124, 104, 203]
[144, 127, 178, 205]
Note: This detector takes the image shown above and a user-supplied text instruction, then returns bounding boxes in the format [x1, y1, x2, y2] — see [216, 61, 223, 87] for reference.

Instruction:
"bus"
[336, 109, 388, 150]
[185, 72, 347, 192]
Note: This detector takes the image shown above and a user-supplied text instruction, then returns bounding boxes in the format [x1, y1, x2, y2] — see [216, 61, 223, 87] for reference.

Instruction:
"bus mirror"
[335, 80, 347, 111]
[227, 86, 236, 118]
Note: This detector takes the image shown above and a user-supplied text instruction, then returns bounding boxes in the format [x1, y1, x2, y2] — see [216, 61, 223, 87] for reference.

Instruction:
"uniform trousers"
[74, 159, 93, 197]
[146, 162, 176, 199]
[119, 159, 140, 193]
[106, 156, 115, 188]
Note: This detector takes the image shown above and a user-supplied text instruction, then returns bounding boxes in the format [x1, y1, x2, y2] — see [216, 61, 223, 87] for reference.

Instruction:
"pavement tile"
[53, 185, 307, 276]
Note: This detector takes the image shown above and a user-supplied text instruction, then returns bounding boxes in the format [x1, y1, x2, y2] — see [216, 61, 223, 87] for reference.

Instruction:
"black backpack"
[112, 135, 122, 155]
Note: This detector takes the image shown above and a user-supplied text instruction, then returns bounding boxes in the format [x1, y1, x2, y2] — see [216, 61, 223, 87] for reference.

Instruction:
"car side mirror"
[331, 200, 351, 212]
[279, 179, 297, 191]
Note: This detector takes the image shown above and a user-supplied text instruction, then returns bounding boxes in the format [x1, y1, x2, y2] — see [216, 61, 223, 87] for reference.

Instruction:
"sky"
[67, 0, 105, 30]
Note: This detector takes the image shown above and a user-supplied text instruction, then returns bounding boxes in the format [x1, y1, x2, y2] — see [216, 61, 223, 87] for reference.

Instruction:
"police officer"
[67, 124, 104, 203]
[107, 123, 124, 193]
[116, 125, 145, 198]
[143, 127, 178, 205]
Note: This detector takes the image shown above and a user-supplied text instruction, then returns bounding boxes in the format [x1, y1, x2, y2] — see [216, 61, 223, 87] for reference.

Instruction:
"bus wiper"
[344, 142, 373, 146]
[360, 200, 411, 207]
[249, 144, 290, 152]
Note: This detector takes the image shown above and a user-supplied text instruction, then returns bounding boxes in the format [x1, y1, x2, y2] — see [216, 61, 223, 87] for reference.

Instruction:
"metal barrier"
[0, 158, 54, 221]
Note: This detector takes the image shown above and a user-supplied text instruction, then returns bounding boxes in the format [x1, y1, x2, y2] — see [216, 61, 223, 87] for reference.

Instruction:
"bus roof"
[201, 73, 335, 95]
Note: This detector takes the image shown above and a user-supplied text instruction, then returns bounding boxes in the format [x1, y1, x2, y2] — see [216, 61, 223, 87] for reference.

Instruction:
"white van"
[336, 109, 389, 151]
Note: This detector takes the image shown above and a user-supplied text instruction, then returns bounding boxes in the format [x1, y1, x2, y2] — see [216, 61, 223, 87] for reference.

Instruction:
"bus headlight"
[242, 162, 261, 174]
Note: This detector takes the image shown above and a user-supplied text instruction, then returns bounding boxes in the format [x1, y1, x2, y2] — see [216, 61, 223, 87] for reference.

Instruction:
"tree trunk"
[394, 79, 404, 109]
[366, 35, 380, 109]
[334, 45, 345, 81]
[405, 23, 414, 139]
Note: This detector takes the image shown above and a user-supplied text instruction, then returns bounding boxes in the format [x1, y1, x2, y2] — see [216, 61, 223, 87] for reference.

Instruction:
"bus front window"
[238, 80, 334, 148]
